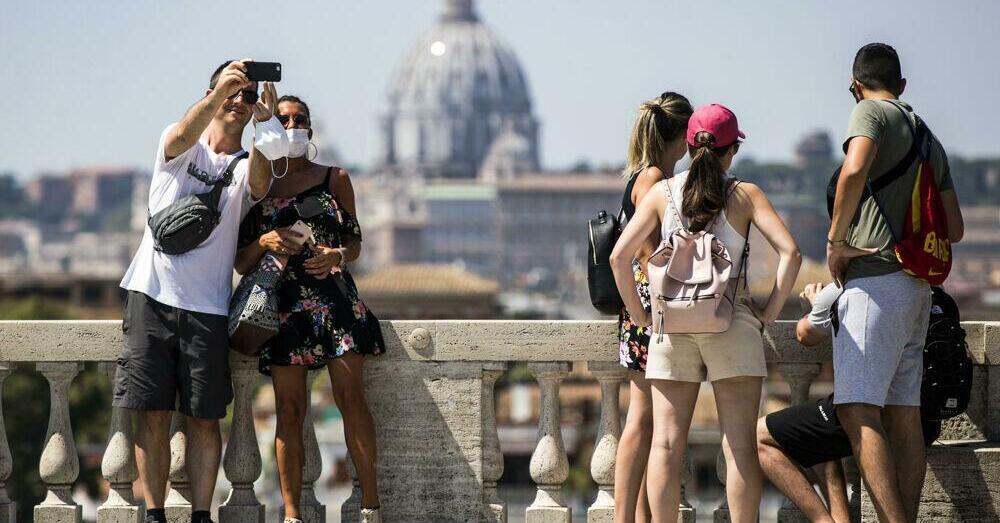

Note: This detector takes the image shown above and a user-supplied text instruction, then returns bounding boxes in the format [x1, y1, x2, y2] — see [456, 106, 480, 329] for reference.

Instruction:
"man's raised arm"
[165, 60, 250, 161]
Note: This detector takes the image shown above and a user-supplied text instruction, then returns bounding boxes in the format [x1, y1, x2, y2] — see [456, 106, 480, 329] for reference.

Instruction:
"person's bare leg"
[756, 417, 835, 523]
[615, 370, 653, 523]
[645, 379, 700, 523]
[272, 365, 308, 519]
[135, 410, 173, 509]
[813, 460, 851, 523]
[185, 415, 222, 512]
[636, 469, 652, 523]
[836, 403, 907, 523]
[328, 352, 380, 509]
[883, 405, 925, 522]
[712, 377, 763, 523]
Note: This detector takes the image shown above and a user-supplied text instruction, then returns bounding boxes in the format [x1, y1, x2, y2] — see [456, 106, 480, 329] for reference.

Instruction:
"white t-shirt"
[121, 123, 257, 315]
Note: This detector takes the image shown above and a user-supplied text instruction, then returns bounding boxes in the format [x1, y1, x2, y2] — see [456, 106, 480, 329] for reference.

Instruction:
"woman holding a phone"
[236, 95, 385, 523]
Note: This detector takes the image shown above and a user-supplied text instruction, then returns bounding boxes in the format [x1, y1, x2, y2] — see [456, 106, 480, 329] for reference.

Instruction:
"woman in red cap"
[611, 104, 801, 522]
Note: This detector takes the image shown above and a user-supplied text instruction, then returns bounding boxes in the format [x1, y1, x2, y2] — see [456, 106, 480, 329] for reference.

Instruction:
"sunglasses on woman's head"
[277, 114, 310, 125]
[227, 89, 259, 104]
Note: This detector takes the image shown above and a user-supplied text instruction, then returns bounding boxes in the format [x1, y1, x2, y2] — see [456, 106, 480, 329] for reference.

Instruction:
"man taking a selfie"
[115, 59, 285, 523]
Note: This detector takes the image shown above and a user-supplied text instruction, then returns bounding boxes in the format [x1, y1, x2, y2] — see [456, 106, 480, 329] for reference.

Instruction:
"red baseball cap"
[686, 104, 745, 148]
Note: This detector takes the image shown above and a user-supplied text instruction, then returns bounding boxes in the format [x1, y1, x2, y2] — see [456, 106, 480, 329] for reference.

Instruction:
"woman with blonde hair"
[611, 104, 801, 522]
[614, 91, 693, 523]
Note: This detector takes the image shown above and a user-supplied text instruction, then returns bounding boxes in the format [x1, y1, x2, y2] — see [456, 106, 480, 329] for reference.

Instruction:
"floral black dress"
[618, 260, 651, 371]
[618, 171, 652, 371]
[238, 168, 385, 375]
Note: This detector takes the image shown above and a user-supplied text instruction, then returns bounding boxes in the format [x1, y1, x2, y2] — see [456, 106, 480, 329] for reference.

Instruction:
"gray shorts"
[112, 291, 234, 419]
[832, 271, 931, 407]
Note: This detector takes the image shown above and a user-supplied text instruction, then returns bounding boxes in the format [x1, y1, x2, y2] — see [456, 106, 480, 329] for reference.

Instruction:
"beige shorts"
[645, 300, 766, 382]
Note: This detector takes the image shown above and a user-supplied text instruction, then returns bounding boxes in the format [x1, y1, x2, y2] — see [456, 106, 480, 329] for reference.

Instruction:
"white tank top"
[660, 170, 748, 277]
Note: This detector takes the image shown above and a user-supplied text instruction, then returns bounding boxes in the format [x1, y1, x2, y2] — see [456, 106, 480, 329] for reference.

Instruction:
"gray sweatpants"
[832, 271, 931, 407]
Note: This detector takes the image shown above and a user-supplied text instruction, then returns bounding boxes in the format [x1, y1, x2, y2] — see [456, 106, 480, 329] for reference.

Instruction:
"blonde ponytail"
[622, 92, 693, 178]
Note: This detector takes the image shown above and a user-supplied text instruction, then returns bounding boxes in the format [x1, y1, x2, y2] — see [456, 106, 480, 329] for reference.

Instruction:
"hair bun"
[694, 131, 716, 147]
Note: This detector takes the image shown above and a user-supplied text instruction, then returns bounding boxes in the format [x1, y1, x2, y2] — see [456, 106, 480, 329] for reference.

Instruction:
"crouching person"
[756, 283, 941, 523]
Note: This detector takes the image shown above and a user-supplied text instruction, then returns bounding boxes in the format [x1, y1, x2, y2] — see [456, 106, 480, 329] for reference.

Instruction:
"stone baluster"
[299, 369, 326, 523]
[526, 362, 571, 523]
[165, 411, 192, 521]
[0, 363, 15, 523]
[776, 363, 821, 523]
[34, 362, 83, 523]
[219, 355, 263, 523]
[586, 362, 625, 523]
[97, 362, 140, 523]
[482, 362, 508, 522]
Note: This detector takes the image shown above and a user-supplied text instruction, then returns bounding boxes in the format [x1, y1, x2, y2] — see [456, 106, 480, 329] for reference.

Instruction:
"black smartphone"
[246, 62, 281, 82]
[293, 195, 326, 219]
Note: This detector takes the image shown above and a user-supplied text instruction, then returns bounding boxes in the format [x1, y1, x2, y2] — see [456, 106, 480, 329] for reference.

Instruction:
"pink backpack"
[646, 180, 748, 335]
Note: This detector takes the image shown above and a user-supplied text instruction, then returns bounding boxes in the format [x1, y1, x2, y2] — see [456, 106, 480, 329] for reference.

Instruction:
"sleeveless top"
[621, 170, 642, 220]
[660, 170, 748, 277]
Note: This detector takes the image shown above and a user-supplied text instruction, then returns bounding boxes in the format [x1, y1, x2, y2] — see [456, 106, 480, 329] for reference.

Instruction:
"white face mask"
[287, 128, 310, 158]
[253, 116, 290, 161]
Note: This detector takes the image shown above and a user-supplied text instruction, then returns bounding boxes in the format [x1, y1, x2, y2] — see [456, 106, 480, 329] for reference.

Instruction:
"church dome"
[378, 0, 540, 179]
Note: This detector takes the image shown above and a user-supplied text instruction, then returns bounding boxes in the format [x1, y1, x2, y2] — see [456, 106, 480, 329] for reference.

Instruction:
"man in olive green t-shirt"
[827, 43, 964, 523]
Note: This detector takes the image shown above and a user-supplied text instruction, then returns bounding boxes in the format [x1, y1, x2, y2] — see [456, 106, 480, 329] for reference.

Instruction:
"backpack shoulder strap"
[869, 102, 923, 193]
[727, 178, 752, 292]
[663, 178, 687, 231]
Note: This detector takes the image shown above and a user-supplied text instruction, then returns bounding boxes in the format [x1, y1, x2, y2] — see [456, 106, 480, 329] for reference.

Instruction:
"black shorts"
[112, 291, 234, 419]
[765, 394, 944, 469]
[765, 395, 853, 468]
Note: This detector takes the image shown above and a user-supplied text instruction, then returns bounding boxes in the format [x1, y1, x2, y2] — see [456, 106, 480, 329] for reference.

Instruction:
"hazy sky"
[2, 0, 999, 178]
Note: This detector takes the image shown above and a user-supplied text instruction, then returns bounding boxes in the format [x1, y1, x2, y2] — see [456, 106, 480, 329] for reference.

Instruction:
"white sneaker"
[360, 507, 382, 523]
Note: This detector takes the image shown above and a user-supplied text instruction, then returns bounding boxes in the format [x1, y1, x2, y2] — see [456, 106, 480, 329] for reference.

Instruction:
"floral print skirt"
[619, 259, 652, 371]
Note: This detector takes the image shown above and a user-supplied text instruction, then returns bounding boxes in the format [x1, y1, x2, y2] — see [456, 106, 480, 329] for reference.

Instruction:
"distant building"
[951, 206, 1000, 288]
[0, 173, 23, 209]
[69, 167, 137, 215]
[25, 175, 74, 223]
[422, 184, 499, 277]
[497, 173, 622, 286]
[794, 130, 834, 170]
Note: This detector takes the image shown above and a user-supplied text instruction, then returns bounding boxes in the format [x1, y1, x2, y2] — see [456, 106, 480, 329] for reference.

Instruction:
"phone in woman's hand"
[288, 220, 314, 246]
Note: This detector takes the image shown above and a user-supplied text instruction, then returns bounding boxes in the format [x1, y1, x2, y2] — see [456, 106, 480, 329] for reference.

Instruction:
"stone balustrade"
[1, 319, 998, 523]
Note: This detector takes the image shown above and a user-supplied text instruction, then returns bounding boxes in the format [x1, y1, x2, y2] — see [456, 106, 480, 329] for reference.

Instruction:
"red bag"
[870, 103, 952, 285]
[894, 155, 951, 284]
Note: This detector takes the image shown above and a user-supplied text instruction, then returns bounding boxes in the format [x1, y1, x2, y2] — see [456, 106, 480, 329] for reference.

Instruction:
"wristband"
[827, 237, 847, 246]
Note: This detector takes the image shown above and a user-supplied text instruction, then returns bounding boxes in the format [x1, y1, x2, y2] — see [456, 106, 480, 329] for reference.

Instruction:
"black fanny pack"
[148, 151, 248, 255]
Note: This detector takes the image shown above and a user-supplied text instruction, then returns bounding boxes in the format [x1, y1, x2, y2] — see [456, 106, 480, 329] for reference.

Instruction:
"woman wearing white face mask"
[235, 95, 385, 523]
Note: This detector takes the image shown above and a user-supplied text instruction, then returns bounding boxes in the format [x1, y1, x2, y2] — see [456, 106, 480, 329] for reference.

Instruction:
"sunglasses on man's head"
[277, 114, 310, 125]
[226, 89, 259, 104]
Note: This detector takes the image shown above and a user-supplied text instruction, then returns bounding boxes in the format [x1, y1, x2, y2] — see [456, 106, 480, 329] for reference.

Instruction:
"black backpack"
[587, 208, 625, 315]
[148, 151, 248, 255]
[921, 287, 973, 420]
